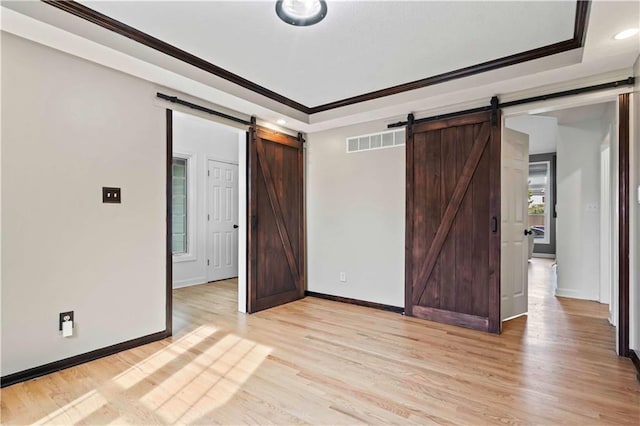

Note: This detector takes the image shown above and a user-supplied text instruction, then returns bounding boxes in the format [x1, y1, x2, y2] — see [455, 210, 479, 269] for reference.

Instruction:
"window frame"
[172, 152, 196, 262]
[528, 160, 551, 245]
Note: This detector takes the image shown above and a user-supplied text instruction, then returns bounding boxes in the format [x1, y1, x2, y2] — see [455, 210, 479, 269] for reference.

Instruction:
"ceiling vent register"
[346, 129, 405, 153]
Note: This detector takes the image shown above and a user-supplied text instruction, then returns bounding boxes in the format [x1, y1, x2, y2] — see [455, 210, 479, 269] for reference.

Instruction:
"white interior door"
[207, 160, 239, 282]
[501, 127, 530, 321]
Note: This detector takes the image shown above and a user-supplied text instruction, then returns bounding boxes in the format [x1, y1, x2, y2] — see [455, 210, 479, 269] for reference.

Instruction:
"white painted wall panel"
[1, 34, 166, 375]
[556, 118, 613, 301]
[306, 119, 405, 307]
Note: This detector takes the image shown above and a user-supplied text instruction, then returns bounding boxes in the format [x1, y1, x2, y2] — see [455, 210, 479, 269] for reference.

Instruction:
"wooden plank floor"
[2, 259, 639, 424]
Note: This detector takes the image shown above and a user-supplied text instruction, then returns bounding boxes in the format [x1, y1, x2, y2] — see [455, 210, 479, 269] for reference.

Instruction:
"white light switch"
[62, 320, 73, 337]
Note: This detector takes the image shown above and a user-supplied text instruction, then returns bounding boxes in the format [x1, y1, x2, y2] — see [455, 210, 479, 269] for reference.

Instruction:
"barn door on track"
[406, 111, 501, 333]
[248, 126, 305, 313]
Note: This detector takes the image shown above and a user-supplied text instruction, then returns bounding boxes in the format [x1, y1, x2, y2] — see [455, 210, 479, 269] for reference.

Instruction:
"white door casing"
[501, 127, 530, 321]
[600, 146, 612, 305]
[207, 160, 239, 282]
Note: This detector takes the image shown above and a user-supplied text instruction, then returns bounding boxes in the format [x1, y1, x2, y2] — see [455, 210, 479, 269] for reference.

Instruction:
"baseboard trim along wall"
[0, 330, 169, 388]
[305, 291, 404, 314]
[630, 350, 640, 383]
[173, 276, 208, 289]
[554, 288, 597, 301]
[532, 253, 556, 259]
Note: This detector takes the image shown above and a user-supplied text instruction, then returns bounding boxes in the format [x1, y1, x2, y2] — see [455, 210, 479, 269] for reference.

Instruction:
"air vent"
[346, 129, 405, 153]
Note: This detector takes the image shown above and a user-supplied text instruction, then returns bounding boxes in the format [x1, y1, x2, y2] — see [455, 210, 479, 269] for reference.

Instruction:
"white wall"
[599, 143, 611, 305]
[609, 103, 620, 329]
[172, 111, 239, 288]
[602, 103, 617, 310]
[307, 119, 405, 307]
[556, 118, 613, 301]
[1, 34, 166, 375]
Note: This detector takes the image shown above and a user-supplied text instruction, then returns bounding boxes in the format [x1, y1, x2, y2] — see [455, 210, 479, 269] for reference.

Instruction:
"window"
[528, 161, 551, 244]
[172, 157, 188, 254]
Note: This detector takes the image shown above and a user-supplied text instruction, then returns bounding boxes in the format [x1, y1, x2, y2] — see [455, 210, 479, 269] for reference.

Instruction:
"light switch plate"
[102, 187, 121, 204]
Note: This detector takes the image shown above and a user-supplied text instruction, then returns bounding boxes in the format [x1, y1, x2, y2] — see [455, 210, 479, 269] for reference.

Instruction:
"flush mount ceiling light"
[614, 28, 639, 40]
[276, 119, 287, 125]
[276, 0, 327, 27]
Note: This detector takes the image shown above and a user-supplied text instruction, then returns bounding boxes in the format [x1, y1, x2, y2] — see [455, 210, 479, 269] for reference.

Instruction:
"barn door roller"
[388, 77, 634, 130]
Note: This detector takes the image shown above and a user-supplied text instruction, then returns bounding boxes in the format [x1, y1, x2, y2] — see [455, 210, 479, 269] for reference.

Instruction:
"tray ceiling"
[77, 1, 578, 108]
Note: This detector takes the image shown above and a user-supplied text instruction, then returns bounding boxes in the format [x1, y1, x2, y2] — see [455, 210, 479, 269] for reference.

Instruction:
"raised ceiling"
[1, 0, 638, 132]
[78, 0, 578, 108]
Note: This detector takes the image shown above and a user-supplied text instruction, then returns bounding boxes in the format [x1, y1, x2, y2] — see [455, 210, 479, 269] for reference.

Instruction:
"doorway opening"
[168, 109, 249, 336]
[501, 96, 624, 354]
[164, 102, 307, 337]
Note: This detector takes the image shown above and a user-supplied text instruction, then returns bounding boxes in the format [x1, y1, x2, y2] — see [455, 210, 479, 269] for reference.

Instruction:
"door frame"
[500, 89, 632, 356]
[166, 109, 173, 335]
[165, 109, 251, 336]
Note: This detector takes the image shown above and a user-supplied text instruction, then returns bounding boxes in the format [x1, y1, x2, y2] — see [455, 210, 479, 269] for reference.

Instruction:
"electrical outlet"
[339, 272, 347, 283]
[59, 311, 74, 331]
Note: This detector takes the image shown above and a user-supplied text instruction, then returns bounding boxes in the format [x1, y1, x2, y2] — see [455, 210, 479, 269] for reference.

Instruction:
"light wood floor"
[2, 259, 639, 425]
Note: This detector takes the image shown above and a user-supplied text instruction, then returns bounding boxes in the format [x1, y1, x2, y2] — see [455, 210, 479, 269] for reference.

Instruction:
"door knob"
[524, 229, 533, 236]
[233, 224, 239, 229]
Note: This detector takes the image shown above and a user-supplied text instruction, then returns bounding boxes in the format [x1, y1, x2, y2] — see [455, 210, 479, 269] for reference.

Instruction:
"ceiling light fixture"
[614, 28, 639, 40]
[277, 119, 287, 125]
[276, 0, 327, 27]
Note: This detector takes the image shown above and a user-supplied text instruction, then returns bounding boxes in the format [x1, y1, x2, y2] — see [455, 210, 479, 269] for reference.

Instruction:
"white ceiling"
[80, 1, 576, 107]
[1, 1, 638, 132]
[505, 115, 559, 155]
[505, 100, 614, 154]
[541, 101, 611, 125]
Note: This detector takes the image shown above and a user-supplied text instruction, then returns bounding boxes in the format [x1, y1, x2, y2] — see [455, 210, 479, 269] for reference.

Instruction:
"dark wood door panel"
[248, 127, 305, 313]
[406, 112, 500, 333]
[412, 111, 491, 133]
[261, 140, 302, 265]
[255, 168, 297, 299]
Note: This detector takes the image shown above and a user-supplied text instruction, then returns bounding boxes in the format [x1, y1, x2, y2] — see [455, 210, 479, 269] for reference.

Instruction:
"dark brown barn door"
[406, 111, 501, 333]
[248, 126, 305, 313]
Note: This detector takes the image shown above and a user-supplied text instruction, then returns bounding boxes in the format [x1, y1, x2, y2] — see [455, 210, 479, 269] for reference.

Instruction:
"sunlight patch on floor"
[148, 334, 272, 424]
[32, 325, 271, 425]
[33, 389, 108, 425]
[112, 325, 219, 389]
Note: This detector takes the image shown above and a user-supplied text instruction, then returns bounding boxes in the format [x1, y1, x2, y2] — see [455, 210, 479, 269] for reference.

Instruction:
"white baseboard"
[173, 276, 207, 289]
[554, 287, 597, 301]
[532, 253, 556, 259]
